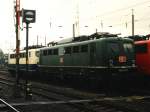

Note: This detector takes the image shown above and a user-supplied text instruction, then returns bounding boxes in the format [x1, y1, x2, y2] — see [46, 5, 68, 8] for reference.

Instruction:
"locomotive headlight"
[109, 59, 114, 67]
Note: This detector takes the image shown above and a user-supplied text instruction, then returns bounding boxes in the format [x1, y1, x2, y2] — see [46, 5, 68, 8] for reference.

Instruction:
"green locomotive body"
[38, 34, 136, 79]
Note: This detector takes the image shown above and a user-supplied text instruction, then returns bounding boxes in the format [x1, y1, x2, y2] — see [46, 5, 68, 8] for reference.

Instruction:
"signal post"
[22, 9, 36, 100]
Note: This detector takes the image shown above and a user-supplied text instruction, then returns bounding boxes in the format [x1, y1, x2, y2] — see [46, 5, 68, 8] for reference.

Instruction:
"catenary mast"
[15, 0, 20, 84]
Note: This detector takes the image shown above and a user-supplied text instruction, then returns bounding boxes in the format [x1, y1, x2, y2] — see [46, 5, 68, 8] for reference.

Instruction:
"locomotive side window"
[65, 47, 71, 54]
[29, 52, 31, 57]
[59, 47, 64, 56]
[10, 54, 15, 58]
[20, 53, 23, 58]
[43, 50, 48, 56]
[23, 53, 26, 57]
[135, 43, 147, 53]
[20, 53, 26, 58]
[10, 54, 12, 58]
[73, 46, 79, 53]
[81, 45, 88, 52]
[53, 49, 58, 55]
[48, 49, 52, 55]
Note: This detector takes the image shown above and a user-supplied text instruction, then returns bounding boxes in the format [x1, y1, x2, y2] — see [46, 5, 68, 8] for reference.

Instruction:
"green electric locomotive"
[38, 32, 136, 88]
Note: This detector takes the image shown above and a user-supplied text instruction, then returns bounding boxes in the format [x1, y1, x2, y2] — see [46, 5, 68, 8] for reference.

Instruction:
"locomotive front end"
[105, 37, 136, 73]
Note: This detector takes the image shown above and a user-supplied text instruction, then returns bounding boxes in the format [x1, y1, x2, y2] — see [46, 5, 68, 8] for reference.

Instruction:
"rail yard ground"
[1, 68, 150, 112]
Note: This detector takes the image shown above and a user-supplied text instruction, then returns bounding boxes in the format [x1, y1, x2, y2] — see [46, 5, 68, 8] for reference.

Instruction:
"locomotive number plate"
[119, 56, 126, 63]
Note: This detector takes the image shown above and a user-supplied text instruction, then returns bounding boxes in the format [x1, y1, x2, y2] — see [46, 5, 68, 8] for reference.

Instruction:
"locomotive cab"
[106, 39, 135, 67]
[95, 37, 136, 72]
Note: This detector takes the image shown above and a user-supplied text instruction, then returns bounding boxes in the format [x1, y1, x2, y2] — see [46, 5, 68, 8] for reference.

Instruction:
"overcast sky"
[1, 0, 150, 53]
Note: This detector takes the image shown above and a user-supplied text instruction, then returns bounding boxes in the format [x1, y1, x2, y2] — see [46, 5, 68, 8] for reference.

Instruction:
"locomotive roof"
[40, 36, 133, 51]
[9, 48, 40, 54]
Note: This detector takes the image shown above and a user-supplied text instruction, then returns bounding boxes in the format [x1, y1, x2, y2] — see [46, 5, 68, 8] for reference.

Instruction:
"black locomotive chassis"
[37, 65, 136, 81]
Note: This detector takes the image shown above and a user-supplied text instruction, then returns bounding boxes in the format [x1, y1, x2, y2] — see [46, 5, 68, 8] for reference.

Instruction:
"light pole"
[108, 25, 113, 33]
[84, 25, 89, 35]
[58, 25, 63, 39]
[100, 20, 103, 32]
[132, 9, 134, 36]
[73, 24, 75, 38]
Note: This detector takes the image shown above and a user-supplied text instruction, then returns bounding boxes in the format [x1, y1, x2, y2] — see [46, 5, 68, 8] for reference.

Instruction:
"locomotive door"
[90, 43, 96, 66]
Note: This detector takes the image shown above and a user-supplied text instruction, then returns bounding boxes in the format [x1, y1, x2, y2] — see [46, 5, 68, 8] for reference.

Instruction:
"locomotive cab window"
[135, 43, 147, 53]
[123, 43, 134, 53]
[108, 43, 120, 55]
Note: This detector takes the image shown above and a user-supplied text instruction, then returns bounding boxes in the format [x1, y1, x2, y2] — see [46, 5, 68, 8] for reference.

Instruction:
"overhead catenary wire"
[80, 0, 150, 23]
[97, 0, 150, 18]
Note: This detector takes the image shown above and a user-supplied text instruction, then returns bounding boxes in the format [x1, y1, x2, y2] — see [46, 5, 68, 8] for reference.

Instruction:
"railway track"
[30, 83, 150, 112]
[1, 69, 150, 111]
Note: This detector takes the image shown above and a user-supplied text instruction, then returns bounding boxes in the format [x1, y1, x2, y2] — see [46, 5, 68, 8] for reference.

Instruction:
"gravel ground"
[0, 83, 83, 112]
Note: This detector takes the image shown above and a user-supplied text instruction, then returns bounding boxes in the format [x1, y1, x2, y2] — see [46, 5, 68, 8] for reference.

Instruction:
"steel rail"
[0, 99, 20, 112]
